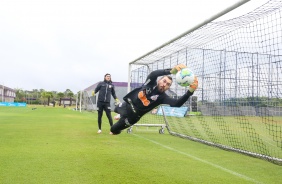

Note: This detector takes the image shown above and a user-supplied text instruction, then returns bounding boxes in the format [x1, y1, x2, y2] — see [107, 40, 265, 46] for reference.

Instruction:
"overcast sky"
[0, 0, 268, 93]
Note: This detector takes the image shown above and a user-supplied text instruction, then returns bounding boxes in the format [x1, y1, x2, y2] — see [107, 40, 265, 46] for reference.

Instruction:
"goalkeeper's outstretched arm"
[162, 76, 198, 107]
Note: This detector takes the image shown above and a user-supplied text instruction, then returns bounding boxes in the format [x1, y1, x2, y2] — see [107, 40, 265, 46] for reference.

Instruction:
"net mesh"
[76, 91, 96, 112]
[129, 0, 282, 165]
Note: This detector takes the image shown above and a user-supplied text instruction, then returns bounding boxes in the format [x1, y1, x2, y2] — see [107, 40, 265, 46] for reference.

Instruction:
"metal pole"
[235, 52, 238, 99]
[127, 64, 132, 93]
[75, 92, 78, 111]
[223, 50, 226, 107]
[1, 84, 3, 102]
[202, 49, 205, 105]
[79, 90, 82, 112]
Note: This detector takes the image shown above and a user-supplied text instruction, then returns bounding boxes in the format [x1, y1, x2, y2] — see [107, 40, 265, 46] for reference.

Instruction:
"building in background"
[0, 85, 16, 102]
[59, 97, 76, 106]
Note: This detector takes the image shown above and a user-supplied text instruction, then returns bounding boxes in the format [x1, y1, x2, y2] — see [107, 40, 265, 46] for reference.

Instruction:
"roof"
[84, 81, 143, 91]
[0, 85, 15, 92]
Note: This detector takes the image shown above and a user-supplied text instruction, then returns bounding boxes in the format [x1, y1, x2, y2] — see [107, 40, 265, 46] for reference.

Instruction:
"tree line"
[14, 88, 75, 106]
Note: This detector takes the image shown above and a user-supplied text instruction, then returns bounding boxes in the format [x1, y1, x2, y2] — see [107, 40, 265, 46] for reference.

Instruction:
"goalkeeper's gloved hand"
[92, 91, 95, 96]
[114, 98, 120, 106]
[170, 63, 187, 74]
[188, 76, 198, 93]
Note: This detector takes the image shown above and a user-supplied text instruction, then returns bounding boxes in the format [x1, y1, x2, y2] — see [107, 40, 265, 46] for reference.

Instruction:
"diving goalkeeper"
[110, 64, 198, 135]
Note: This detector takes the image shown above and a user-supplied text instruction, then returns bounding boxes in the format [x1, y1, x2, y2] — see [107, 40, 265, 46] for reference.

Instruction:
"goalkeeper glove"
[170, 63, 187, 74]
[188, 76, 198, 93]
[92, 91, 95, 96]
[114, 98, 120, 106]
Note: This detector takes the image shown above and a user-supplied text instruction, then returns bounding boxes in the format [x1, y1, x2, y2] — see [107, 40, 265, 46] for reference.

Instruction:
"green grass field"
[0, 106, 281, 184]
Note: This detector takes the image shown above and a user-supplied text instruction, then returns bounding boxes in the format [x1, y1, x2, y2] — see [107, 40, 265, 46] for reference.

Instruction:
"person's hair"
[104, 73, 112, 82]
[158, 75, 173, 86]
[159, 75, 172, 81]
[166, 75, 172, 81]
[104, 73, 111, 77]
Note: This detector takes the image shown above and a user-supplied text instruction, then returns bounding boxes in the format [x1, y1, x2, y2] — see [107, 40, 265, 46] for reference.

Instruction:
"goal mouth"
[127, 0, 282, 165]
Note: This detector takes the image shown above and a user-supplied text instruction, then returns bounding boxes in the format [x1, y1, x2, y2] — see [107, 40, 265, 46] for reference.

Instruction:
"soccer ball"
[175, 68, 195, 87]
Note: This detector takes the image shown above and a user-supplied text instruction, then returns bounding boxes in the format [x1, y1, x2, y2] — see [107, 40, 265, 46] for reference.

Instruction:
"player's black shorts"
[114, 102, 127, 114]
[97, 101, 111, 112]
[114, 102, 141, 125]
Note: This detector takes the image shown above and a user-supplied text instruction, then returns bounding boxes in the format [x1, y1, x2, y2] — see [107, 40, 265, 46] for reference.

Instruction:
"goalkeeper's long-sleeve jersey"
[123, 69, 193, 116]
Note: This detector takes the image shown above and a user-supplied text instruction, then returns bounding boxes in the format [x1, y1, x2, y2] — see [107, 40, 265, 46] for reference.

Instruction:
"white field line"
[133, 134, 263, 184]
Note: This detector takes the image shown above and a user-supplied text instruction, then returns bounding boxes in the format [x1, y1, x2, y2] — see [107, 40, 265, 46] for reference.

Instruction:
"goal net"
[76, 90, 96, 112]
[129, 0, 282, 165]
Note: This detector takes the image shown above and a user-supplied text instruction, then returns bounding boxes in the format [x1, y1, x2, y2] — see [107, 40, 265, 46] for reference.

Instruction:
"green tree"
[64, 89, 74, 98]
[57, 92, 65, 99]
[15, 88, 25, 102]
[46, 92, 53, 106]
[67, 91, 74, 98]
[40, 91, 48, 106]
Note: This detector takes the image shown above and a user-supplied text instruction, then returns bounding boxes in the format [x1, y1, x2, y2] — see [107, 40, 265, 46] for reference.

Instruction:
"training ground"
[0, 105, 281, 184]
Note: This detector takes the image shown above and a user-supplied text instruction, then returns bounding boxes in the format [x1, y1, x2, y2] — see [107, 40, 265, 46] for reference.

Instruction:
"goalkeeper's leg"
[114, 102, 125, 114]
[113, 102, 126, 121]
[111, 113, 142, 134]
[110, 117, 130, 134]
[111, 102, 142, 134]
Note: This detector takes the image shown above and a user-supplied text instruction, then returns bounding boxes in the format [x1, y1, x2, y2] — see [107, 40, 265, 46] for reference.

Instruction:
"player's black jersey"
[123, 69, 193, 116]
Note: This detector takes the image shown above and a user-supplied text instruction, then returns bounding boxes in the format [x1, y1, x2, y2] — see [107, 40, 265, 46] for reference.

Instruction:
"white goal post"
[75, 90, 96, 112]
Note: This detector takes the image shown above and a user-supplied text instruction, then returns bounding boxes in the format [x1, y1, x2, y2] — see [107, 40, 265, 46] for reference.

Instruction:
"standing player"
[93, 73, 119, 134]
[111, 64, 198, 135]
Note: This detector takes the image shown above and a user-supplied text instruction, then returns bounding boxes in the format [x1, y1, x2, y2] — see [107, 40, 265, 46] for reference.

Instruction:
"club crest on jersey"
[150, 95, 159, 101]
[145, 88, 151, 94]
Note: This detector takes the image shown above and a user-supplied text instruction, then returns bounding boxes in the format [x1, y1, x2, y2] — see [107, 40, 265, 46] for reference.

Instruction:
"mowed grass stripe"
[133, 134, 262, 184]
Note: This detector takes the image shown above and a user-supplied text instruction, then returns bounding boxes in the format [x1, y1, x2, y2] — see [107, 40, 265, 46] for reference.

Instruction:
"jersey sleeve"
[144, 69, 172, 85]
[94, 82, 102, 93]
[162, 91, 194, 107]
